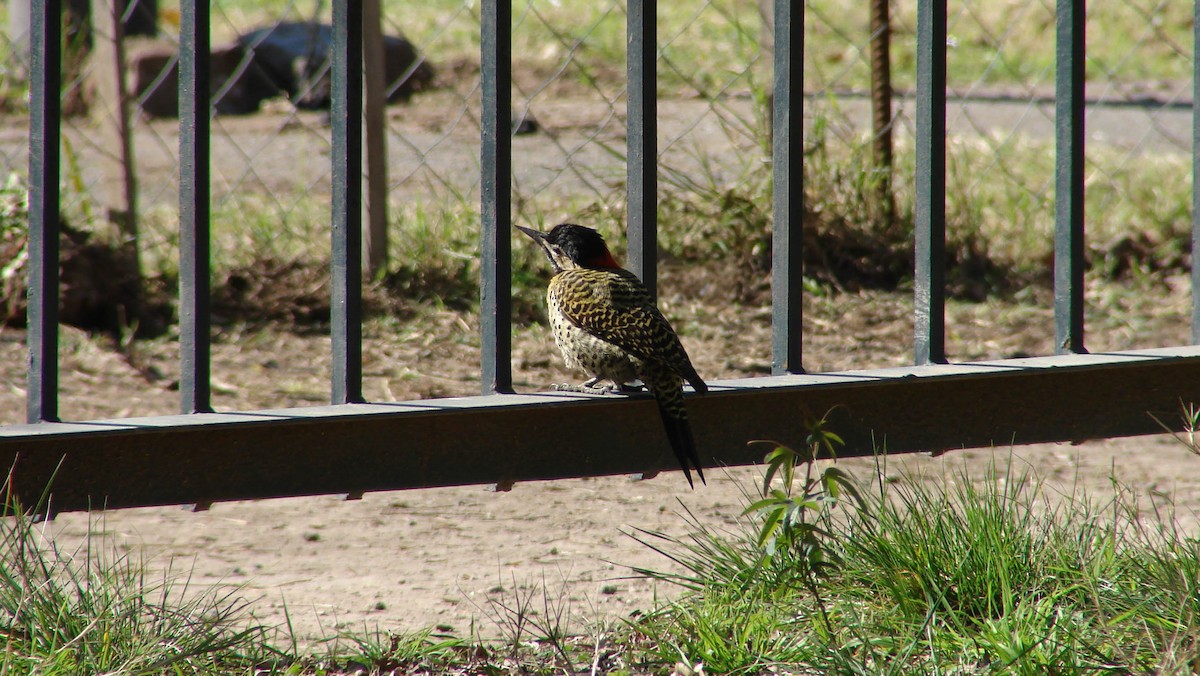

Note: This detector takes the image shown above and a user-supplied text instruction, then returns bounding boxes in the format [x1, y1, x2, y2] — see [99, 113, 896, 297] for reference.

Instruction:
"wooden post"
[122, 0, 157, 37]
[362, 0, 388, 278]
[89, 0, 140, 276]
[869, 0, 896, 232]
[758, 0, 774, 147]
[6, 0, 32, 73]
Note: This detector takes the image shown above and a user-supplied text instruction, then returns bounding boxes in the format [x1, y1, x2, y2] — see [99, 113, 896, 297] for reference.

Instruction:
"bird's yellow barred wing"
[550, 268, 707, 392]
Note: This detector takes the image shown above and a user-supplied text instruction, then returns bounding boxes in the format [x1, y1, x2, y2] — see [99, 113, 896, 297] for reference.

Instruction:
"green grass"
[6, 429, 1200, 674]
[625, 455, 1200, 674]
[355, 0, 1195, 93]
[0, 504, 277, 673]
[283, 0, 1192, 95]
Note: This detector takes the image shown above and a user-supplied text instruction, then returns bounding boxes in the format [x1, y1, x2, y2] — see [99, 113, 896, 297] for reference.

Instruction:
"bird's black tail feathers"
[682, 362, 708, 395]
[656, 400, 705, 488]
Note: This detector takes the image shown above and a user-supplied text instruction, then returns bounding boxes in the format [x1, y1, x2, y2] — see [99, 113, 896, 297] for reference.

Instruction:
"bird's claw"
[551, 381, 643, 395]
[551, 382, 609, 394]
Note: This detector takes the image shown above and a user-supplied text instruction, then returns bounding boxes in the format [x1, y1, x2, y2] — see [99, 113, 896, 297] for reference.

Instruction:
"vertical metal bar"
[914, 0, 947, 365]
[771, 0, 803, 375]
[1193, 0, 1200, 344]
[481, 0, 513, 394]
[626, 0, 656, 298]
[331, 0, 364, 404]
[1055, 0, 1086, 354]
[27, 0, 61, 423]
[179, 0, 211, 413]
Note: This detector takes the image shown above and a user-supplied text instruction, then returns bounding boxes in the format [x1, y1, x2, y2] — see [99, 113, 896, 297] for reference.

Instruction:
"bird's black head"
[517, 223, 619, 272]
[545, 223, 613, 265]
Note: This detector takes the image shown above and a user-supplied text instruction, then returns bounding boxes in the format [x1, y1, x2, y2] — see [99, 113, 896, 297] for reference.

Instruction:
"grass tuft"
[0, 497, 276, 673]
[628, 440, 1200, 674]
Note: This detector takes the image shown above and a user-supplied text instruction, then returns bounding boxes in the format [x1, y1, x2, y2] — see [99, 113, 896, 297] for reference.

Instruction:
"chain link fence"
[0, 1, 1192, 285]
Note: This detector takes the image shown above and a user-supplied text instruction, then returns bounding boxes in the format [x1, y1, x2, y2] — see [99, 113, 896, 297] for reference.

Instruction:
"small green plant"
[741, 413, 863, 643]
[472, 572, 600, 673]
[744, 413, 862, 562]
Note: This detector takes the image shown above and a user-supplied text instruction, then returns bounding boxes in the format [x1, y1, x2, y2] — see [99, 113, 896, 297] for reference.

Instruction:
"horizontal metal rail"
[4, 347, 1199, 513]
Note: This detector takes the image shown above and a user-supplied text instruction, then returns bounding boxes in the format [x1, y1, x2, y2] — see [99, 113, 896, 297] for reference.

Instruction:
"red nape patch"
[586, 251, 621, 269]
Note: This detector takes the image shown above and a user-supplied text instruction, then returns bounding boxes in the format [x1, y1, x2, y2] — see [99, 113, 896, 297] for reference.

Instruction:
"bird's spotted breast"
[547, 279, 641, 385]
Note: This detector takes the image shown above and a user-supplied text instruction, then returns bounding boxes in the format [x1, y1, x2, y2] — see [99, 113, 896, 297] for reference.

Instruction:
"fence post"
[1194, 0, 1200, 344]
[480, 0, 513, 394]
[331, 0, 365, 404]
[627, 0, 657, 299]
[771, 0, 803, 375]
[179, 0, 211, 414]
[1054, 0, 1086, 355]
[914, 0, 947, 365]
[362, 0, 388, 279]
[868, 0, 896, 231]
[27, 0, 62, 423]
[89, 0, 140, 277]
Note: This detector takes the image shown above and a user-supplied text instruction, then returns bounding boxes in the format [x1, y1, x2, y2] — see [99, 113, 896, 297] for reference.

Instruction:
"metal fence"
[0, 2, 1194, 278]
[2, 0, 1200, 514]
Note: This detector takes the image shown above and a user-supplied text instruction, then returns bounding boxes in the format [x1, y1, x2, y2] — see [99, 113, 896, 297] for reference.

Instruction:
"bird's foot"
[551, 382, 612, 395]
[551, 380, 643, 395]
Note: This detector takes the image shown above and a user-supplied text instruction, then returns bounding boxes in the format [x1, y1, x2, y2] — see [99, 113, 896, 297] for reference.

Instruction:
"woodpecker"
[517, 223, 708, 487]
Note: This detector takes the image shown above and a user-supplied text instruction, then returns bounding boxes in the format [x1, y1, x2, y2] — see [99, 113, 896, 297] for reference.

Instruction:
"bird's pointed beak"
[515, 225, 546, 243]
[516, 225, 561, 272]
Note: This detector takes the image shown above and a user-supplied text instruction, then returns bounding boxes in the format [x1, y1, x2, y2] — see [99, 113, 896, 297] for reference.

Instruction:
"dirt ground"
[27, 437, 1200, 647]
[3, 273, 1198, 645]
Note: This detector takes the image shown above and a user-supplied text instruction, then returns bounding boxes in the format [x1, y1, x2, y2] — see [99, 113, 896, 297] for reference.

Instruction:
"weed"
[627, 425, 1200, 673]
[0, 489, 274, 673]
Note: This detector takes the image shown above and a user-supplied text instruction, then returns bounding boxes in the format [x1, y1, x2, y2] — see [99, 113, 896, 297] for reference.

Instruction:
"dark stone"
[513, 110, 539, 135]
[131, 21, 434, 119]
[131, 40, 284, 118]
[236, 21, 435, 110]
